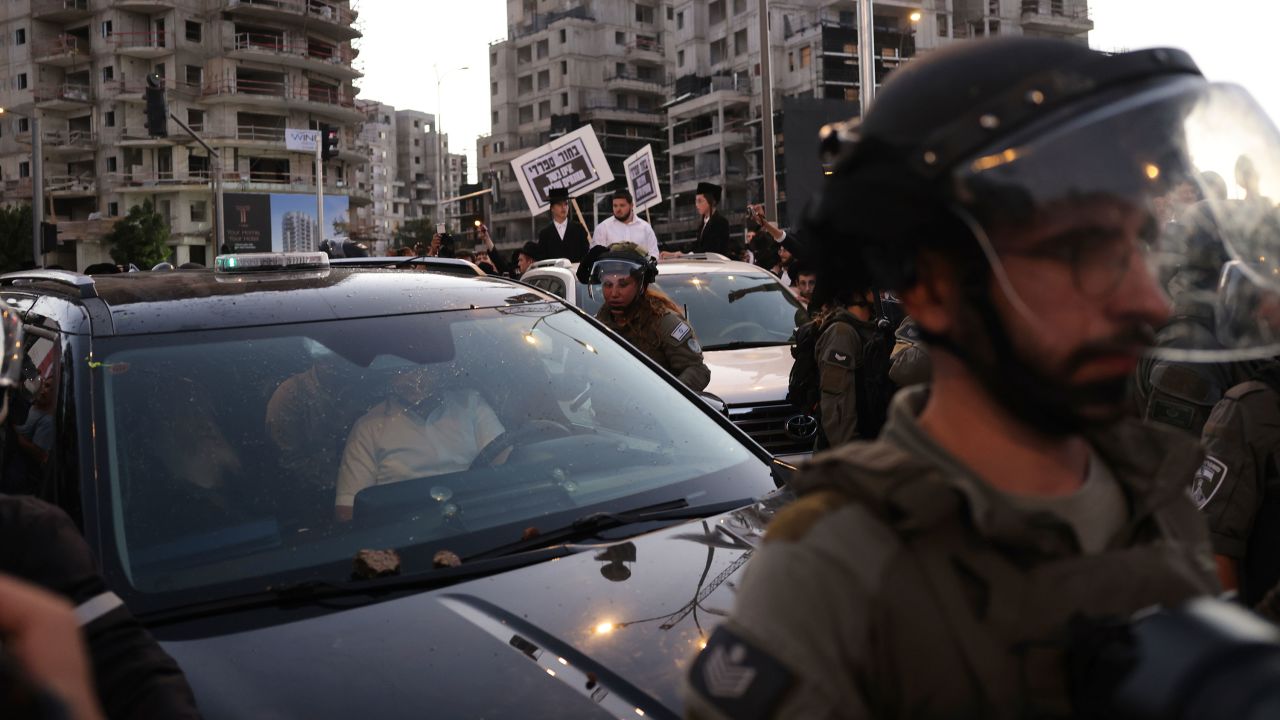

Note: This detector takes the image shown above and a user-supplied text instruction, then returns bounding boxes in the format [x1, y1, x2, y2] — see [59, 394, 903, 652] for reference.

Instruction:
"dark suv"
[0, 255, 789, 719]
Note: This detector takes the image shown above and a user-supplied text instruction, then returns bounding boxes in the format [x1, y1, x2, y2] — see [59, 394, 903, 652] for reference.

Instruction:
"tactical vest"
[814, 459, 1218, 718]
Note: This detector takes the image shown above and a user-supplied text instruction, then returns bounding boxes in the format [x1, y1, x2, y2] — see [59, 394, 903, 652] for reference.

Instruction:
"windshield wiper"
[465, 497, 755, 562]
[702, 340, 792, 351]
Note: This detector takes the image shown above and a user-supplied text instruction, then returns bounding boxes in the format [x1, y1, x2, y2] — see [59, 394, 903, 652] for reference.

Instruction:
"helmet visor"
[954, 76, 1280, 362]
[589, 258, 646, 286]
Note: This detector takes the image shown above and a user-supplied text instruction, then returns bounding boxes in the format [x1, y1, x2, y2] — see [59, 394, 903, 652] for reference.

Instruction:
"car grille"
[727, 401, 815, 455]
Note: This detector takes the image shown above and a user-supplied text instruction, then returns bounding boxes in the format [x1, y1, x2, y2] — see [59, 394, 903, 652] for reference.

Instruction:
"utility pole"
[315, 139, 324, 247]
[757, 0, 777, 223]
[858, 0, 876, 114]
[31, 113, 43, 267]
[169, 112, 224, 253]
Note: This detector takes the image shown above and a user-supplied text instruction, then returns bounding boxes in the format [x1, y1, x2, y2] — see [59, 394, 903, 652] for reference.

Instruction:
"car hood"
[703, 345, 794, 406]
[158, 495, 787, 720]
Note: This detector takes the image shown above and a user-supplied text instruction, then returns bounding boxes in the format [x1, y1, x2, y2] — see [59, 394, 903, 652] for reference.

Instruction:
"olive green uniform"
[815, 309, 872, 447]
[596, 305, 711, 392]
[685, 387, 1219, 720]
[888, 315, 931, 388]
[1198, 379, 1280, 607]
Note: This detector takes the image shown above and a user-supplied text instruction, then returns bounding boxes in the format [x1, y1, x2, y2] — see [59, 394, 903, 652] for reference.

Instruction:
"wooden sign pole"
[571, 198, 592, 243]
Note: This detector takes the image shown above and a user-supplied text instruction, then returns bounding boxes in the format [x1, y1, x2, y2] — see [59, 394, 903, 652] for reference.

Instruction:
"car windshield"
[93, 304, 770, 609]
[656, 273, 806, 350]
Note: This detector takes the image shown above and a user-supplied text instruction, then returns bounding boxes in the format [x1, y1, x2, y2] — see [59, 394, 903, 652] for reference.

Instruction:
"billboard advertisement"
[222, 193, 351, 253]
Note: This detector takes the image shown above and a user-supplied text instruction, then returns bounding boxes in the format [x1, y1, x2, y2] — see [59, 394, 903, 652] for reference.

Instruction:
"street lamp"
[0, 106, 43, 268]
[433, 65, 471, 232]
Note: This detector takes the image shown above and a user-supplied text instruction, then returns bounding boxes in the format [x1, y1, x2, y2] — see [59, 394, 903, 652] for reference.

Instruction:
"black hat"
[519, 241, 540, 260]
[612, 187, 633, 203]
[548, 187, 571, 203]
[696, 182, 722, 204]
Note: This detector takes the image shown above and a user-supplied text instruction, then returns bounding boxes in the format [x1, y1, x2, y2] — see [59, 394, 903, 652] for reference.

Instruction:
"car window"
[2, 321, 61, 499]
[530, 276, 567, 299]
[654, 273, 806, 350]
[92, 304, 771, 607]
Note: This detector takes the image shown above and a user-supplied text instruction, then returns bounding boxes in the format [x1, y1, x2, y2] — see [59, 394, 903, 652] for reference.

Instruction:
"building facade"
[0, 0, 365, 269]
[480, 0, 1090, 250]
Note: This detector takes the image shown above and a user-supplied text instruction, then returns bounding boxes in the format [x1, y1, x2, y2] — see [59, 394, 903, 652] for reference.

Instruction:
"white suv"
[523, 254, 815, 457]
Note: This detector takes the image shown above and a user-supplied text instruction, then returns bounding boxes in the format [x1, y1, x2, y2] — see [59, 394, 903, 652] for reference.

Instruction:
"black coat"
[692, 213, 732, 256]
[534, 222, 590, 263]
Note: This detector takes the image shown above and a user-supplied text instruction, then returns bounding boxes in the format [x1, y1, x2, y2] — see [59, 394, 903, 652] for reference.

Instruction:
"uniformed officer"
[1197, 364, 1280, 608]
[588, 243, 710, 392]
[682, 37, 1279, 719]
[889, 315, 932, 388]
[809, 287, 880, 449]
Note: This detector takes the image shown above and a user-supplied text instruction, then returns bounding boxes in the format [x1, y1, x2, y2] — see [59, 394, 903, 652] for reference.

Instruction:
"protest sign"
[511, 125, 614, 215]
[623, 145, 662, 212]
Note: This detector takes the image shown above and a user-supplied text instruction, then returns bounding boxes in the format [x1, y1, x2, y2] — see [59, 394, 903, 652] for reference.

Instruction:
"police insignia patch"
[827, 350, 853, 367]
[688, 626, 792, 719]
[688, 338, 701, 354]
[1190, 456, 1228, 509]
[671, 322, 691, 342]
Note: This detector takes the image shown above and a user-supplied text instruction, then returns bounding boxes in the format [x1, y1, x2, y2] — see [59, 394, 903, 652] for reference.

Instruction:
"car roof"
[524, 258, 771, 278]
[2, 268, 556, 337]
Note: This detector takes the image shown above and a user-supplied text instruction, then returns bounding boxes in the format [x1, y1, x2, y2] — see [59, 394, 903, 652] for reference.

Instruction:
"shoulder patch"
[688, 625, 793, 720]
[824, 348, 854, 368]
[765, 489, 851, 543]
[670, 321, 692, 343]
[1189, 455, 1229, 509]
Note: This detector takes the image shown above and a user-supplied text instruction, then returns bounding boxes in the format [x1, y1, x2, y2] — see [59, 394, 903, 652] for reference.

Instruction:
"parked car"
[0, 254, 794, 719]
[522, 254, 815, 459]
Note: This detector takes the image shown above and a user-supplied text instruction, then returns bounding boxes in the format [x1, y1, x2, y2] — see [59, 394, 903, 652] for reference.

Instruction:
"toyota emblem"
[785, 414, 819, 441]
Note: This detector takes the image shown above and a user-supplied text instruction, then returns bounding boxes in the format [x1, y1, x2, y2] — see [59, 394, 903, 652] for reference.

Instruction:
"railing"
[105, 172, 214, 188]
[230, 33, 355, 66]
[672, 120, 751, 146]
[509, 6, 593, 41]
[605, 70, 668, 88]
[225, 0, 357, 27]
[108, 31, 171, 51]
[45, 175, 96, 194]
[37, 129, 97, 148]
[626, 39, 664, 57]
[34, 83, 92, 104]
[31, 0, 89, 16]
[235, 125, 287, 142]
[33, 34, 88, 58]
[201, 77, 356, 109]
[1020, 0, 1090, 20]
[0, 179, 33, 197]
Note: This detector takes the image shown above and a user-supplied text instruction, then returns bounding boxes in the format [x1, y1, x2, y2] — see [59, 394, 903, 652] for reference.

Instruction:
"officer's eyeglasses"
[1001, 221, 1156, 299]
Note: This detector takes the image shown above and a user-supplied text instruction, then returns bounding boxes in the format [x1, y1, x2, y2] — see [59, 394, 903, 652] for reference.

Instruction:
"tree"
[393, 218, 434, 251]
[105, 200, 170, 269]
[0, 205, 33, 273]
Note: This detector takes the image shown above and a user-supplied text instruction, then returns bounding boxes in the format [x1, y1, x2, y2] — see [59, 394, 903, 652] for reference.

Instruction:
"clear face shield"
[587, 257, 648, 302]
[952, 75, 1280, 363]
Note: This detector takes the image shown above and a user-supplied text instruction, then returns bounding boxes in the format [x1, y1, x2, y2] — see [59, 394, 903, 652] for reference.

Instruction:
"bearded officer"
[584, 243, 710, 391]
[680, 37, 1269, 719]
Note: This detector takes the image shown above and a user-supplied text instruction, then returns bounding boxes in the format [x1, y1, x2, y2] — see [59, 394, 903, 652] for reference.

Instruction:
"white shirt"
[591, 214, 660, 257]
[335, 389, 505, 508]
[553, 218, 568, 240]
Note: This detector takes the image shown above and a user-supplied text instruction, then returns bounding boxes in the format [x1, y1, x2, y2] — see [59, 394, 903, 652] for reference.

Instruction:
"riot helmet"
[587, 243, 658, 288]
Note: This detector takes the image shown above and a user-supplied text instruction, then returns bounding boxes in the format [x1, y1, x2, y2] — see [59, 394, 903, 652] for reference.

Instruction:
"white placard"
[623, 145, 662, 213]
[511, 125, 614, 216]
[286, 128, 320, 153]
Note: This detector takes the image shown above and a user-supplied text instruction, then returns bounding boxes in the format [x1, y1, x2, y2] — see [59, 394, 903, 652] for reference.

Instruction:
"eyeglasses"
[1002, 224, 1156, 299]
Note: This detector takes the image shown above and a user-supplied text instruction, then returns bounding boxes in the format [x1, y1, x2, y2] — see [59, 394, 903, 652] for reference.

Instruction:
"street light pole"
[757, 0, 778, 223]
[30, 113, 43, 268]
[858, 0, 876, 115]
[434, 65, 469, 233]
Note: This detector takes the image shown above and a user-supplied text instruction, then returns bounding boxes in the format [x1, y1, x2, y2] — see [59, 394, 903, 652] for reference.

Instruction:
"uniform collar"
[796, 386, 1203, 556]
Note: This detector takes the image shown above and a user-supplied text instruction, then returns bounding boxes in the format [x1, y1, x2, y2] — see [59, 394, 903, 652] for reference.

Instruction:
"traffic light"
[320, 123, 339, 161]
[39, 222, 59, 255]
[144, 74, 168, 138]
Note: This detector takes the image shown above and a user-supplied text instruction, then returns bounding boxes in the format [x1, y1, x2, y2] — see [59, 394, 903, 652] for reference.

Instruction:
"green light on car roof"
[214, 252, 329, 273]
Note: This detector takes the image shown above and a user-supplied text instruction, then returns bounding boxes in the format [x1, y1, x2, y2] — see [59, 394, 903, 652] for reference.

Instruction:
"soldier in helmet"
[581, 243, 710, 392]
[681, 37, 1266, 719]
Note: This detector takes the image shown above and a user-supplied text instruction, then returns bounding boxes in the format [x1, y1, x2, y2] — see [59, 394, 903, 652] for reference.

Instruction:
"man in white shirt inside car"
[334, 365, 505, 522]
[591, 188, 660, 258]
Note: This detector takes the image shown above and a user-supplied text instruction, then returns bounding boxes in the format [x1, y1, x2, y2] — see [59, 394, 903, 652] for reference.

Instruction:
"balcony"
[670, 121, 753, 156]
[108, 31, 174, 59]
[113, 0, 177, 11]
[1020, 1, 1094, 34]
[34, 83, 92, 110]
[625, 38, 665, 65]
[223, 0, 361, 40]
[103, 77, 194, 104]
[45, 175, 96, 198]
[226, 33, 361, 79]
[106, 171, 213, 193]
[31, 0, 90, 22]
[201, 78, 362, 121]
[0, 178, 33, 200]
[33, 35, 90, 67]
[604, 70, 668, 96]
[25, 129, 97, 155]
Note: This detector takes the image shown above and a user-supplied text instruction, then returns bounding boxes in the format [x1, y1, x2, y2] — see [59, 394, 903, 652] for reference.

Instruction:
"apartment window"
[102, 66, 114, 82]
[635, 4, 654, 23]
[709, 0, 725, 25]
[677, 49, 685, 67]
[19, 162, 30, 178]
[185, 65, 202, 86]
[788, 51, 794, 72]
[537, 69, 550, 90]
[676, 11, 684, 30]
[559, 29, 566, 44]
[734, 28, 747, 56]
[153, 63, 165, 78]
[517, 75, 532, 94]
[101, 21, 112, 39]
[538, 100, 551, 119]
[17, 118, 28, 132]
[615, 31, 625, 45]
[492, 110, 499, 124]
[187, 108, 203, 130]
[14, 28, 24, 45]
[560, 92, 568, 109]
[490, 52, 497, 66]
[16, 73, 26, 90]
[518, 105, 533, 124]
[185, 21, 202, 43]
[937, 13, 949, 36]
[710, 39, 726, 65]
[108, 202, 119, 217]
[414, 155, 421, 165]
[560, 60, 567, 74]
[106, 156, 118, 172]
[615, 62, 625, 77]
[733, 0, 746, 14]
[536, 40, 548, 59]
[799, 46, 812, 68]
[667, 6, 674, 20]
[190, 201, 207, 222]
[413, 120, 419, 128]
[491, 81, 498, 96]
[413, 138, 420, 147]
[516, 45, 532, 63]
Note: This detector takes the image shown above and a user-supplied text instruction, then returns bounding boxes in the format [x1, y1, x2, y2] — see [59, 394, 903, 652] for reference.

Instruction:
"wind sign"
[623, 145, 662, 212]
[285, 128, 320, 153]
[511, 125, 614, 215]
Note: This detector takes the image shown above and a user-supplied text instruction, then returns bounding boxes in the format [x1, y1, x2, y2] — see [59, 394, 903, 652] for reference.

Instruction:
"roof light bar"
[214, 252, 330, 273]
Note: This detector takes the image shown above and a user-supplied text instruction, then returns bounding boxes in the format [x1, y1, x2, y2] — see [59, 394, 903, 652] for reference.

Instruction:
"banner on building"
[511, 125, 614, 215]
[223, 193, 350, 253]
[623, 145, 662, 213]
[285, 129, 320, 153]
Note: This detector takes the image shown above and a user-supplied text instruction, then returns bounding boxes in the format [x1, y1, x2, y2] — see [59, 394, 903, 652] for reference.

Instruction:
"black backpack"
[788, 310, 896, 443]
